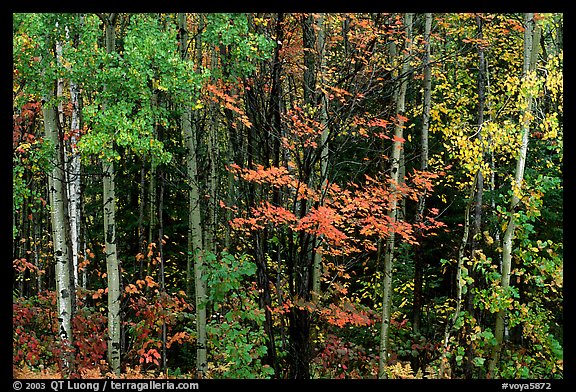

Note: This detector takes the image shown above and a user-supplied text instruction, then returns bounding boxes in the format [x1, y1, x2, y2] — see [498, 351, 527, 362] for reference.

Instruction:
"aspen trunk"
[44, 87, 74, 370]
[488, 13, 540, 378]
[206, 50, 219, 255]
[413, 12, 432, 338]
[103, 159, 121, 375]
[66, 80, 82, 289]
[55, 34, 81, 293]
[179, 13, 208, 377]
[99, 13, 121, 376]
[378, 12, 412, 379]
[65, 16, 83, 290]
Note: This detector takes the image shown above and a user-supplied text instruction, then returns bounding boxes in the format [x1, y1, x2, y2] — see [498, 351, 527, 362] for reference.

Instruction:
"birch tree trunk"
[206, 48, 219, 255]
[413, 12, 432, 338]
[178, 13, 208, 378]
[67, 80, 82, 289]
[378, 12, 412, 379]
[98, 12, 121, 376]
[61, 16, 83, 290]
[488, 13, 540, 378]
[44, 84, 75, 371]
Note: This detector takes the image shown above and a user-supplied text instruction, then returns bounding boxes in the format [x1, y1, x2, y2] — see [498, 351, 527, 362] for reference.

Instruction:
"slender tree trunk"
[33, 206, 43, 294]
[44, 81, 75, 372]
[67, 83, 82, 290]
[412, 13, 432, 372]
[206, 50, 219, 255]
[313, 13, 328, 302]
[55, 34, 80, 292]
[138, 160, 146, 279]
[378, 12, 413, 379]
[148, 152, 157, 253]
[103, 157, 121, 375]
[302, 13, 316, 106]
[81, 220, 88, 290]
[178, 13, 208, 378]
[42, 20, 76, 372]
[147, 93, 158, 278]
[463, 14, 487, 379]
[256, 12, 285, 375]
[66, 16, 83, 290]
[158, 170, 168, 374]
[488, 13, 540, 378]
[98, 12, 122, 376]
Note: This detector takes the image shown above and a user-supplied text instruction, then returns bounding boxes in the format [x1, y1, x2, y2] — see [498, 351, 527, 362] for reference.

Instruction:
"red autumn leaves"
[225, 162, 445, 257]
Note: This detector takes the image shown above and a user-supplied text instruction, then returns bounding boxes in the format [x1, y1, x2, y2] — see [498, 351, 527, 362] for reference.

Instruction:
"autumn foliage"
[13, 12, 562, 380]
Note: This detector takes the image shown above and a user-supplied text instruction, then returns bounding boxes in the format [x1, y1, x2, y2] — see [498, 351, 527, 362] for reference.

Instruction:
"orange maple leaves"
[226, 161, 445, 256]
[321, 302, 373, 328]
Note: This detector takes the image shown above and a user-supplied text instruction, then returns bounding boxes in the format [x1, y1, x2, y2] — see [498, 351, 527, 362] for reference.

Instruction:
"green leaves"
[202, 251, 272, 378]
[71, 14, 203, 165]
[203, 251, 257, 305]
[202, 13, 275, 79]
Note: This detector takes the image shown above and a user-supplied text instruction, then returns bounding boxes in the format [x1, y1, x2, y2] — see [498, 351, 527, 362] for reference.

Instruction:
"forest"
[12, 13, 563, 380]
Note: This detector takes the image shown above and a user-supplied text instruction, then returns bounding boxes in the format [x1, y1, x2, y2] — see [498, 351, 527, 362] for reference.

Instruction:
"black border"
[6, 5, 572, 390]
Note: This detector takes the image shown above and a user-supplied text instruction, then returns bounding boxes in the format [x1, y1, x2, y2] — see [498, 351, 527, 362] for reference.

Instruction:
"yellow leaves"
[522, 70, 542, 98]
[253, 16, 269, 27]
[386, 362, 417, 379]
[483, 230, 494, 246]
[540, 112, 560, 141]
[544, 51, 563, 105]
[151, 78, 168, 92]
[511, 180, 524, 202]
[504, 75, 520, 96]
[484, 121, 521, 158]
[192, 99, 204, 110]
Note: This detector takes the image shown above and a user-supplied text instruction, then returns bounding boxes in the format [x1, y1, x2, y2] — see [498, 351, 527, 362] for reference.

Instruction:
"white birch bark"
[97, 12, 121, 375]
[44, 87, 74, 365]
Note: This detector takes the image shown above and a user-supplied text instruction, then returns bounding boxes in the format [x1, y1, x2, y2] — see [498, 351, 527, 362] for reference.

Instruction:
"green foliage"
[202, 251, 257, 304]
[203, 251, 274, 378]
[77, 13, 204, 165]
[202, 13, 276, 79]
